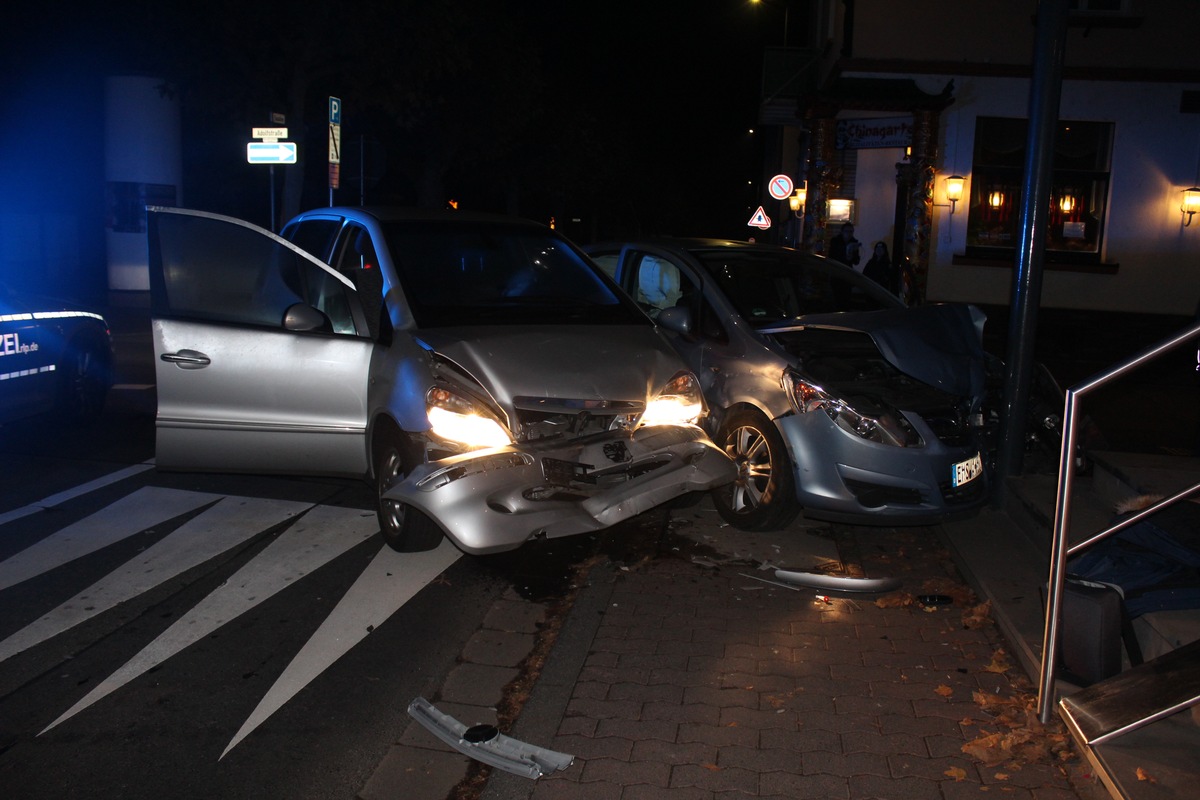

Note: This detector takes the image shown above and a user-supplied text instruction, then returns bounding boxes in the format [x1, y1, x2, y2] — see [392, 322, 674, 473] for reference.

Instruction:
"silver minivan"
[147, 207, 734, 554]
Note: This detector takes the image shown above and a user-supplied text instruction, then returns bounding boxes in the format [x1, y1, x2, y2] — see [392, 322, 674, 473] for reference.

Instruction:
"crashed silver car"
[147, 207, 734, 554]
[586, 239, 989, 530]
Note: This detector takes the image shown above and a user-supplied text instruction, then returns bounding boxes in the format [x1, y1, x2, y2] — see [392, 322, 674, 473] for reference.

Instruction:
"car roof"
[292, 206, 549, 230]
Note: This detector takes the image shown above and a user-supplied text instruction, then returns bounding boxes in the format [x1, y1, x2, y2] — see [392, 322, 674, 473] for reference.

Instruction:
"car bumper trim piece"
[407, 697, 573, 780]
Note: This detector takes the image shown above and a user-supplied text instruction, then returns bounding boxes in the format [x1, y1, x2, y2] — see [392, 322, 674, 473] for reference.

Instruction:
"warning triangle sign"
[747, 206, 771, 229]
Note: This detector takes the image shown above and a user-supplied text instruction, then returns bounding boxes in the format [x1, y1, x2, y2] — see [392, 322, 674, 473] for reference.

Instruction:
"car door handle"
[161, 349, 211, 369]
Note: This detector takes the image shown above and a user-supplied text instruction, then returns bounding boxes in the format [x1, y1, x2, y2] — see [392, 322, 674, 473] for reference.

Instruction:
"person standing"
[828, 222, 861, 268]
[862, 241, 896, 293]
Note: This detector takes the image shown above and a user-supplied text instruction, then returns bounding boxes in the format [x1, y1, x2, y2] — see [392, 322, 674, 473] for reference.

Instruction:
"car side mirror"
[657, 306, 691, 336]
[282, 303, 332, 333]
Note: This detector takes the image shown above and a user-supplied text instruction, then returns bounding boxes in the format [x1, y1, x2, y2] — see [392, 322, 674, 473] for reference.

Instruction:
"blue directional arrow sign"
[246, 142, 297, 164]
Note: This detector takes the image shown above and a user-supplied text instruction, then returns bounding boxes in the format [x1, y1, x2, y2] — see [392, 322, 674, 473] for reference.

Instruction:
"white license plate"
[952, 453, 983, 487]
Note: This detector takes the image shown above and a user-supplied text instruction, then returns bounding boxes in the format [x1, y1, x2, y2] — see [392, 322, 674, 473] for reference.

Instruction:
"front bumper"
[778, 413, 989, 525]
[384, 424, 736, 555]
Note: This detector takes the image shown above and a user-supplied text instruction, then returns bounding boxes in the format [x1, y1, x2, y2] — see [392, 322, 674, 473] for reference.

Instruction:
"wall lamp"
[1182, 186, 1200, 227]
[944, 175, 965, 213]
[788, 185, 807, 216]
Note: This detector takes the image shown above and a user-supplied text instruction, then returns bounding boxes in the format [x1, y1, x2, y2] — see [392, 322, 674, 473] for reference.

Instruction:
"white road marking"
[0, 486, 219, 592]
[0, 462, 155, 527]
[0, 495, 312, 664]
[41, 504, 379, 734]
[221, 537, 462, 758]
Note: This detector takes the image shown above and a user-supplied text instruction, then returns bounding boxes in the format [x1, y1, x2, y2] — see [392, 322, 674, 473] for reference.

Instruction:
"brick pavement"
[479, 510, 1105, 800]
[364, 502, 1107, 800]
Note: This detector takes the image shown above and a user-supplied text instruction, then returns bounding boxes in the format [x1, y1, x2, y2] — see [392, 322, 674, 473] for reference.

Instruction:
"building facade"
[774, 0, 1200, 314]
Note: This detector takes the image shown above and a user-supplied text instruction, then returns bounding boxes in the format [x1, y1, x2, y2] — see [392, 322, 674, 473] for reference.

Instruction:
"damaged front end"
[386, 363, 736, 554]
[764, 303, 992, 519]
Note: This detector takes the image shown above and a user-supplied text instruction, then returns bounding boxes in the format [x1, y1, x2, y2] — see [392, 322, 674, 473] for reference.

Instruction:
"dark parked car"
[586, 238, 990, 530]
[146, 207, 735, 554]
[0, 282, 112, 426]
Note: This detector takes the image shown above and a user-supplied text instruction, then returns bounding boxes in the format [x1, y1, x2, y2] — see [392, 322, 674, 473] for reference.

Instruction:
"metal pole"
[995, 0, 1071, 491]
[269, 164, 276, 232]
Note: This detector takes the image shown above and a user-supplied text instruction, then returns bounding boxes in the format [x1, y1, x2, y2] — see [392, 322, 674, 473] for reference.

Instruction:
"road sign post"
[247, 124, 294, 231]
[329, 97, 342, 205]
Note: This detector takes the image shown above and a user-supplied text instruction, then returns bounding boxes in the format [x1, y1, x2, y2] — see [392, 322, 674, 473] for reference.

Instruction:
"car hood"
[759, 303, 987, 398]
[412, 325, 686, 409]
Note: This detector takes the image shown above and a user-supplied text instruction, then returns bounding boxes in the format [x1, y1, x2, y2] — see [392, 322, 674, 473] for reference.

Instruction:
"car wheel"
[57, 338, 109, 421]
[711, 409, 799, 530]
[374, 428, 444, 553]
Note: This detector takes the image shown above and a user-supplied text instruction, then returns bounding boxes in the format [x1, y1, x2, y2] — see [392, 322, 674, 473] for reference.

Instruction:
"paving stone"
[670, 763, 758, 793]
[876, 712, 964, 738]
[682, 685, 760, 709]
[529, 777, 622, 800]
[462, 629, 537, 667]
[719, 704, 799, 730]
[629, 738, 717, 766]
[759, 770, 851, 799]
[482, 598, 546, 634]
[579, 757, 670, 787]
[642, 700, 720, 725]
[801, 750, 891, 778]
[593, 717, 678, 742]
[716, 745, 802, 773]
[548, 734, 633, 761]
[564, 697, 641, 720]
[848, 772, 943, 800]
[677, 722, 760, 749]
[359, 745, 469, 800]
[441, 661, 518, 707]
[839, 730, 929, 757]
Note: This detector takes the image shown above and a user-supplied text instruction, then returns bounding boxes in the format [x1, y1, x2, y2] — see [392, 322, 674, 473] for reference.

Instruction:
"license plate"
[952, 453, 983, 487]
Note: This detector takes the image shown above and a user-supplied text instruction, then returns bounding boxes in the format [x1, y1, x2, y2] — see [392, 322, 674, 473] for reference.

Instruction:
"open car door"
[148, 207, 374, 477]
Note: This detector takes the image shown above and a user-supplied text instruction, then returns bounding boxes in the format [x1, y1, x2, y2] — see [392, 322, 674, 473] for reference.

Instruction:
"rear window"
[381, 221, 644, 327]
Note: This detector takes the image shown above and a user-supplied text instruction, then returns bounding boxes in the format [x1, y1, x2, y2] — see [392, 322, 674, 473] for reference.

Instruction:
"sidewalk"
[364, 499, 1108, 800]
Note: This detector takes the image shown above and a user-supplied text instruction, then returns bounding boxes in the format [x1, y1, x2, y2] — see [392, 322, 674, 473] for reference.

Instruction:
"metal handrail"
[1037, 320, 1200, 724]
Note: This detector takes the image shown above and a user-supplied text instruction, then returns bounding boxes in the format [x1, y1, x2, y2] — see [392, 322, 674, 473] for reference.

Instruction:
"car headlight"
[782, 369, 919, 447]
[426, 386, 513, 449]
[638, 371, 705, 428]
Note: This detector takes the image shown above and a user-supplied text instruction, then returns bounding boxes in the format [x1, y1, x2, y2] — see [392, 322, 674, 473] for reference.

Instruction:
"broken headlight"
[426, 386, 513, 450]
[782, 369, 919, 447]
[638, 371, 704, 428]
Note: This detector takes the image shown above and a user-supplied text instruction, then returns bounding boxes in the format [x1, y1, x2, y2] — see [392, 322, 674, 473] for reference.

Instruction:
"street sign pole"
[248, 124, 291, 231]
[328, 96, 342, 207]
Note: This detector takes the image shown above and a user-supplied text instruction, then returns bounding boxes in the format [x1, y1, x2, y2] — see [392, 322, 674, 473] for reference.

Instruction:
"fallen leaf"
[945, 767, 968, 781]
[874, 592, 915, 608]
[1136, 767, 1157, 784]
[994, 772, 1009, 780]
[962, 599, 992, 629]
[702, 763, 721, 772]
[936, 685, 954, 698]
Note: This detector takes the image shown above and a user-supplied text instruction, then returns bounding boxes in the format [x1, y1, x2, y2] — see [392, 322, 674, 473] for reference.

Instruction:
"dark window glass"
[154, 213, 355, 333]
[381, 221, 644, 327]
[282, 218, 342, 261]
[966, 118, 1113, 263]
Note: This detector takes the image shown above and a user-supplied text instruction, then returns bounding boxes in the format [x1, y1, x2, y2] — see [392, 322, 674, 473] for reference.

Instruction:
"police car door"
[148, 207, 374, 477]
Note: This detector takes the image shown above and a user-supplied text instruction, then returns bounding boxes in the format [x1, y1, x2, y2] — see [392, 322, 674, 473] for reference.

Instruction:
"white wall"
[847, 72, 1200, 313]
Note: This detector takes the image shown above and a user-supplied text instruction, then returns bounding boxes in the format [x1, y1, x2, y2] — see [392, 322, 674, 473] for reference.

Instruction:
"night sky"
[2, 0, 784, 287]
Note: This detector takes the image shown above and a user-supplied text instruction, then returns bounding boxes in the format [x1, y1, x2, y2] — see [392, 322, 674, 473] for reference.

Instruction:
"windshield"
[382, 221, 644, 327]
[694, 250, 903, 325]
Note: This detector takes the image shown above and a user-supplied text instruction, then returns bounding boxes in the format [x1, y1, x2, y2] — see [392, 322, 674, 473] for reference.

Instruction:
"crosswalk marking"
[41, 504, 380, 735]
[0, 473, 467, 760]
[0, 486, 219, 592]
[0, 462, 155, 527]
[222, 537, 462, 758]
[0, 495, 312, 663]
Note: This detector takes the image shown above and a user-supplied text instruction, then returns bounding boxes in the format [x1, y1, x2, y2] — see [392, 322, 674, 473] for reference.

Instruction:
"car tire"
[374, 427, 444, 553]
[711, 409, 799, 531]
[57, 337, 109, 422]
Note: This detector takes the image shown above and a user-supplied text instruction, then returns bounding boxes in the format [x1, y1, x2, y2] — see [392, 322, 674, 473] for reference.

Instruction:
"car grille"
[512, 396, 643, 443]
[844, 479, 925, 508]
[917, 406, 974, 447]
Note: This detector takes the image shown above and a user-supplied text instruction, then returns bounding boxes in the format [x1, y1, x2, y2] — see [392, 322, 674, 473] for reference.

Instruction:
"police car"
[0, 282, 113, 425]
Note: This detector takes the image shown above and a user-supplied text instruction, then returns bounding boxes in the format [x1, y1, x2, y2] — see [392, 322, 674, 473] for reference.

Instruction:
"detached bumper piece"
[407, 697, 574, 780]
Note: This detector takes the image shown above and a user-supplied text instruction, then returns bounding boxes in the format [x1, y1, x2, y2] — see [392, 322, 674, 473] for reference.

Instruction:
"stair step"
[1058, 638, 1200, 745]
